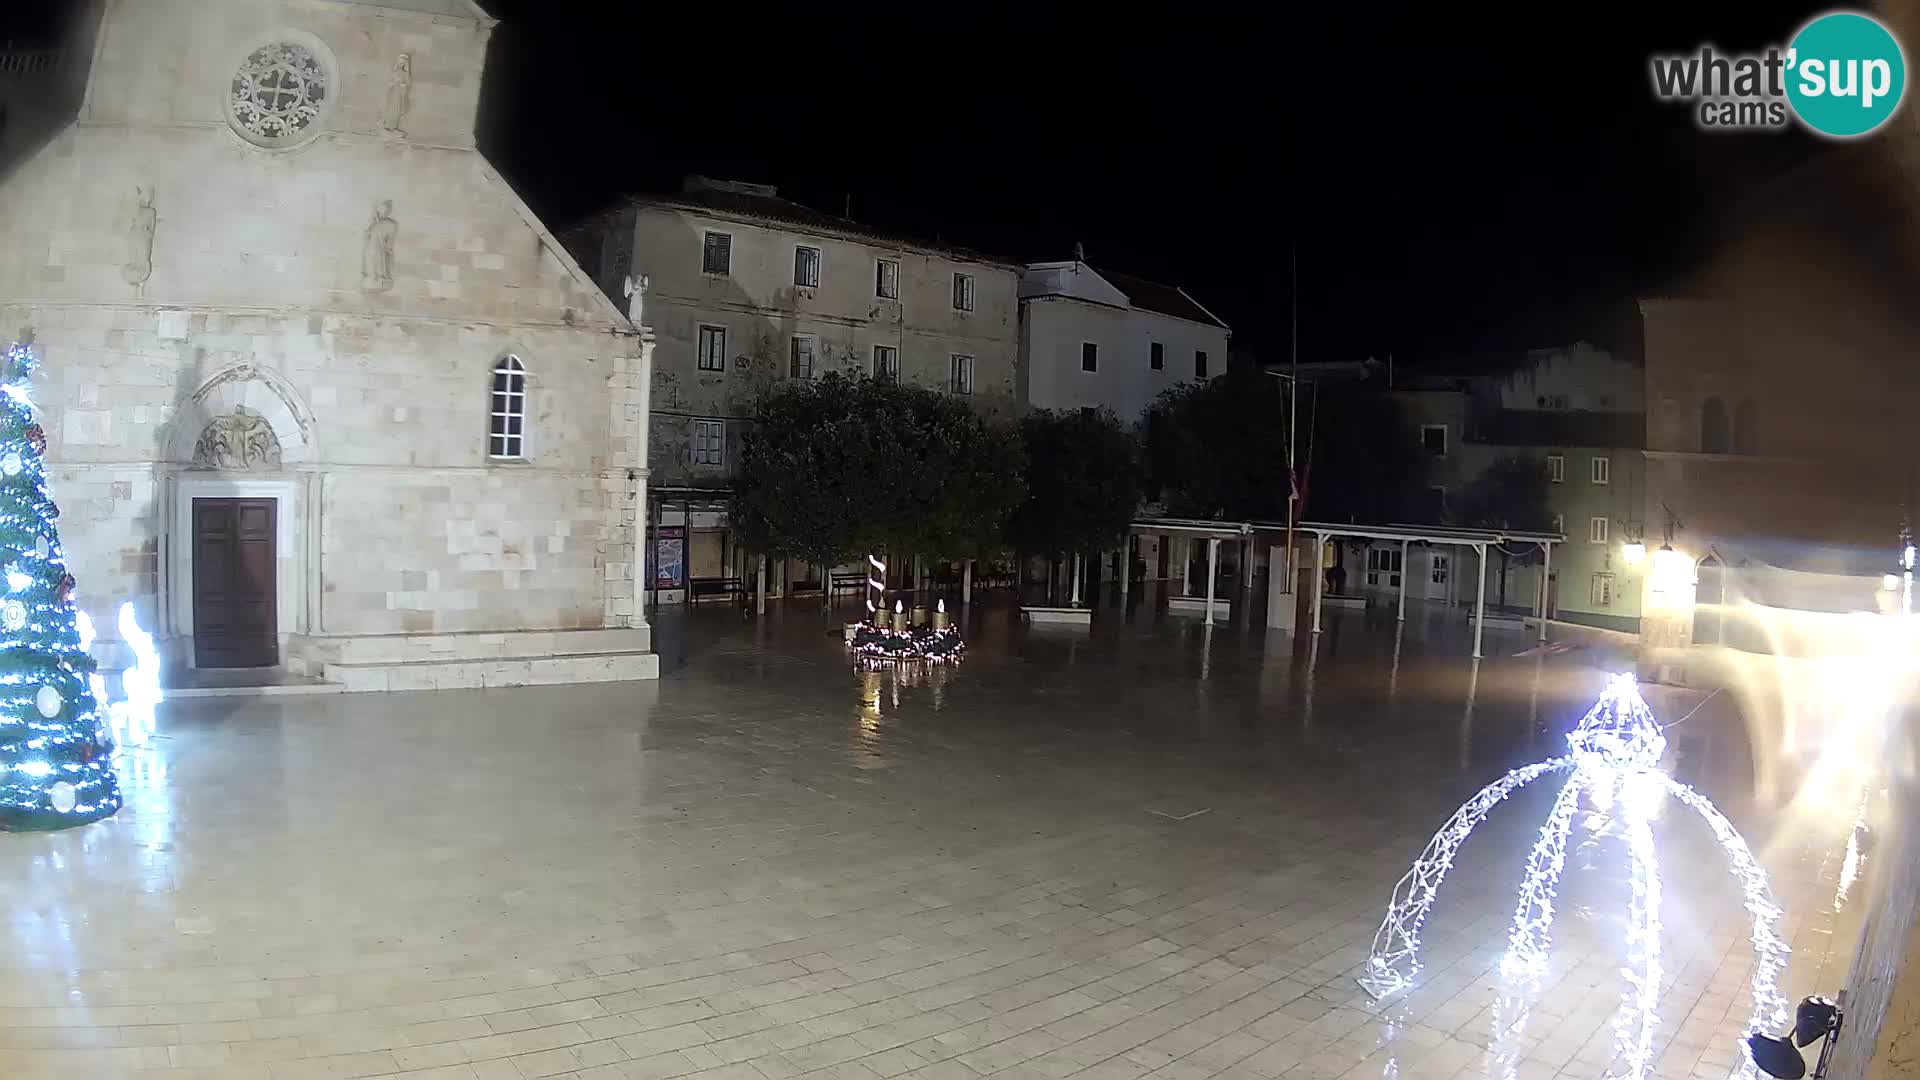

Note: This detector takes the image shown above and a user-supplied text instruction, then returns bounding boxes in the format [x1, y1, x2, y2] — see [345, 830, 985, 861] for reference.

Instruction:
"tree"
[1306, 391, 1431, 526]
[1451, 454, 1552, 608]
[1009, 409, 1142, 602]
[731, 373, 1022, 606]
[1144, 367, 1288, 519]
[0, 339, 120, 831]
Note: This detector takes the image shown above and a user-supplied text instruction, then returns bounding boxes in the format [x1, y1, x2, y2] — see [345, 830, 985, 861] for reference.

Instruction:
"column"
[1538, 542, 1552, 641]
[1241, 537, 1254, 591]
[1397, 538, 1409, 622]
[1311, 535, 1324, 634]
[1205, 537, 1219, 625]
[1071, 553, 1083, 606]
[631, 332, 654, 627]
[1473, 542, 1489, 660]
[1119, 537, 1131, 608]
[962, 560, 973, 604]
[756, 555, 767, 616]
[1180, 537, 1191, 597]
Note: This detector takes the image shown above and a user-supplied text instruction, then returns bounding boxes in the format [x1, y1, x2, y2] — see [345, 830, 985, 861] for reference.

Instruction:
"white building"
[1017, 260, 1230, 423]
[0, 0, 658, 688]
[565, 177, 1022, 603]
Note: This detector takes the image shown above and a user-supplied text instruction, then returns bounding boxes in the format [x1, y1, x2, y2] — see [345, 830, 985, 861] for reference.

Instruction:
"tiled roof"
[1095, 267, 1230, 330]
[572, 185, 1021, 268]
[1474, 410, 1644, 449]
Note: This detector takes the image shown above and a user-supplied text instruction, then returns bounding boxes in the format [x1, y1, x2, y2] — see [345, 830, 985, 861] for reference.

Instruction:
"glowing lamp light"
[1650, 544, 1692, 595]
[1621, 542, 1646, 565]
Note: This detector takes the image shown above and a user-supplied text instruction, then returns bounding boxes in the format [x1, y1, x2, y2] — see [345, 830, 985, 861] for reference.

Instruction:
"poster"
[653, 526, 685, 589]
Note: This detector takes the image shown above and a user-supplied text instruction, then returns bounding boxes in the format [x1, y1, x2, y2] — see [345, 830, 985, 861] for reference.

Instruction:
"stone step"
[288, 626, 651, 673]
[323, 650, 660, 693]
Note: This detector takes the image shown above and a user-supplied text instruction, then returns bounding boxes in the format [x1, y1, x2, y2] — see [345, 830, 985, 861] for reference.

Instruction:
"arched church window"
[1700, 396, 1729, 454]
[489, 356, 528, 460]
[1733, 398, 1758, 455]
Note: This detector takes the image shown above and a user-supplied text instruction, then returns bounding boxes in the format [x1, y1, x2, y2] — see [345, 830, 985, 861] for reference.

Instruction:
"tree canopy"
[1143, 367, 1288, 519]
[731, 374, 1023, 570]
[1009, 408, 1142, 558]
[1452, 454, 1552, 533]
[1305, 391, 1432, 525]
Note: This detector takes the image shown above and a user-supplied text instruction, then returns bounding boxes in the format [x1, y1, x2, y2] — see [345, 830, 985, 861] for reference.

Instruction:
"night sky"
[8, 2, 1836, 363]
[475, 2, 1838, 365]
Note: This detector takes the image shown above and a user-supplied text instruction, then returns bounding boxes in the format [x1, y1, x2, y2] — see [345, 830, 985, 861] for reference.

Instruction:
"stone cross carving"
[122, 186, 156, 285]
[622, 273, 649, 326]
[362, 199, 396, 293]
[193, 409, 282, 471]
[380, 53, 411, 135]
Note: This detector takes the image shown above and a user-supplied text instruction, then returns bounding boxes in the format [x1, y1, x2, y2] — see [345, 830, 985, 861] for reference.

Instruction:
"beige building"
[0, 0, 658, 688]
[565, 178, 1021, 602]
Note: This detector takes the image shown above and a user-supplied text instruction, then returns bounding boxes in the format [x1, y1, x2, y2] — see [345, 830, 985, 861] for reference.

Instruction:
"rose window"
[228, 42, 328, 146]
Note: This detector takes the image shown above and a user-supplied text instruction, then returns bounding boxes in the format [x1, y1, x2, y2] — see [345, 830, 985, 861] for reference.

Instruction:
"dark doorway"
[193, 498, 278, 667]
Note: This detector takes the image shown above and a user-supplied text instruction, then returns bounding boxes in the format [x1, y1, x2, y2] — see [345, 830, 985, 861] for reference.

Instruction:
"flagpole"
[1285, 243, 1298, 591]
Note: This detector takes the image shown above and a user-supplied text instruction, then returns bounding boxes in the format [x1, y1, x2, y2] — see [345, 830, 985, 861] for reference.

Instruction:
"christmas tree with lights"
[0, 338, 119, 830]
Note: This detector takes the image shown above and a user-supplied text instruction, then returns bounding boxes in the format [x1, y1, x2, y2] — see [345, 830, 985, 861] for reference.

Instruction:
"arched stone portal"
[160, 365, 316, 667]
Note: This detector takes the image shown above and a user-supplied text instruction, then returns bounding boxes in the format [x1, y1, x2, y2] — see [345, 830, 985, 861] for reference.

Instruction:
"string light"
[1360, 674, 1788, 1080]
[0, 340, 123, 830]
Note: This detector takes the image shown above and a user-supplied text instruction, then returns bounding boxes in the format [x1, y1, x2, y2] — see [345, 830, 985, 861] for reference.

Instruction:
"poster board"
[653, 526, 685, 589]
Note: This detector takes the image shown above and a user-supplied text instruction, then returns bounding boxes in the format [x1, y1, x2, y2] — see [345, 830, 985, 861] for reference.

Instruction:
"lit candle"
[893, 599, 907, 632]
[934, 598, 949, 630]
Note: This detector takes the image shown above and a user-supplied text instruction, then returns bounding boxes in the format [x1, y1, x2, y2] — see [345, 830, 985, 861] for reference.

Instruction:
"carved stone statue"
[361, 199, 396, 292]
[380, 53, 411, 135]
[122, 186, 156, 285]
[192, 409, 282, 471]
[622, 273, 650, 326]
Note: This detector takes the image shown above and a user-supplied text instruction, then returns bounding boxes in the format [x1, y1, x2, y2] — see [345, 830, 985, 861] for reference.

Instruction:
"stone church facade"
[0, 0, 658, 688]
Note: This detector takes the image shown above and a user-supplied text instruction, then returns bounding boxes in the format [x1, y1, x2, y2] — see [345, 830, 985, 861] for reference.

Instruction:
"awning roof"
[1130, 517, 1563, 547]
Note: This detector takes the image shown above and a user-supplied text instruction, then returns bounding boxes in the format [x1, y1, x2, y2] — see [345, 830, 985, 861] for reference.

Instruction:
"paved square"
[0, 604, 1873, 1079]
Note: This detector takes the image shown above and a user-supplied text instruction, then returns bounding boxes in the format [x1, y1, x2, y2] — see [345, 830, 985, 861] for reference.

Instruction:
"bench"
[689, 576, 744, 600]
[830, 573, 867, 593]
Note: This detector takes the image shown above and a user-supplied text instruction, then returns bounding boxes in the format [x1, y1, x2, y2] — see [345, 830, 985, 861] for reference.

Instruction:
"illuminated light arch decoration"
[1358, 674, 1789, 1080]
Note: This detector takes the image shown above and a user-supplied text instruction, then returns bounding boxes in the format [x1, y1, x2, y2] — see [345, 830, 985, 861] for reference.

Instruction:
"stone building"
[1374, 344, 1647, 631]
[0, 0, 658, 688]
[564, 177, 1021, 603]
[1017, 258, 1230, 424]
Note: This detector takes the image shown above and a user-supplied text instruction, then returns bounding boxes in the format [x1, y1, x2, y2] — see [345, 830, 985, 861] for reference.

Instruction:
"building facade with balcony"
[564, 178, 1021, 603]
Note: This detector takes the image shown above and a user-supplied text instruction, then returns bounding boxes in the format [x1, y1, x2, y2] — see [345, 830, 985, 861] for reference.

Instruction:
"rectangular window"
[1547, 454, 1566, 483]
[875, 258, 900, 300]
[1591, 455, 1611, 485]
[1589, 516, 1609, 544]
[692, 419, 725, 467]
[951, 354, 973, 395]
[1195, 350, 1209, 378]
[794, 245, 822, 288]
[701, 231, 732, 275]
[952, 272, 975, 311]
[873, 344, 898, 382]
[1366, 548, 1403, 588]
[1431, 554, 1450, 584]
[1081, 342, 1098, 372]
[1552, 513, 1565, 536]
[1421, 424, 1448, 457]
[789, 335, 816, 380]
[697, 325, 727, 372]
[1150, 342, 1164, 370]
[1590, 573, 1615, 607]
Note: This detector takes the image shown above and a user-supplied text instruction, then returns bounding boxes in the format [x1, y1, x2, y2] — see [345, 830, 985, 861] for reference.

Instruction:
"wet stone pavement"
[0, 596, 1875, 1079]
